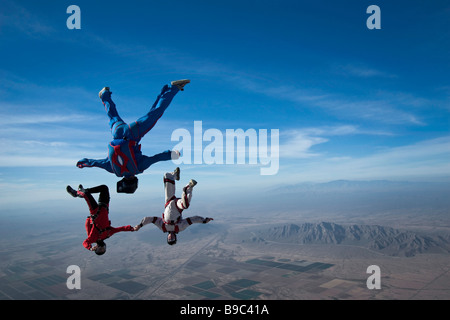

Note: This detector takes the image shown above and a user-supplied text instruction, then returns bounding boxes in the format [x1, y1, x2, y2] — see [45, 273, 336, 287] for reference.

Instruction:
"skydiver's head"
[167, 232, 177, 245]
[94, 240, 106, 255]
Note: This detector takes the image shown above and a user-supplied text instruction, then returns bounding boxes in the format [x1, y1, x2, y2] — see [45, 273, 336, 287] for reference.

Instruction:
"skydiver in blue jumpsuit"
[76, 79, 190, 193]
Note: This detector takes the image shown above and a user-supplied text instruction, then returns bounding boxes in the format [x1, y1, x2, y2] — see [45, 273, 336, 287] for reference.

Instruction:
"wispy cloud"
[286, 136, 450, 182]
[0, 1, 55, 38]
[334, 63, 397, 78]
[280, 131, 327, 159]
[221, 73, 428, 126]
[314, 96, 427, 126]
[279, 125, 394, 159]
[0, 113, 94, 125]
[0, 108, 108, 167]
[0, 135, 104, 167]
[290, 125, 394, 137]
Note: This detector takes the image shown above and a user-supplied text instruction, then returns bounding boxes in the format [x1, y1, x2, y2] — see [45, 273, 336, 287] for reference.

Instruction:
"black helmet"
[95, 240, 106, 255]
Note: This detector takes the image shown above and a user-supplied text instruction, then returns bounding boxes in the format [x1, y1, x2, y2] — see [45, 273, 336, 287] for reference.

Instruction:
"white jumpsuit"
[139, 171, 207, 233]
[163, 171, 192, 224]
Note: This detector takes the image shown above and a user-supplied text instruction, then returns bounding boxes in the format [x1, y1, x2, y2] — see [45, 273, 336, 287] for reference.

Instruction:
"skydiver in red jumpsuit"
[66, 184, 137, 255]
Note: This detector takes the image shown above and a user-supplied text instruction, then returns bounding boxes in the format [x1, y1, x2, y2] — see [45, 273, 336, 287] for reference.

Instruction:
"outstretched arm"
[109, 225, 135, 235]
[77, 157, 114, 173]
[82, 221, 100, 251]
[134, 216, 164, 231]
[138, 150, 172, 172]
[177, 216, 214, 232]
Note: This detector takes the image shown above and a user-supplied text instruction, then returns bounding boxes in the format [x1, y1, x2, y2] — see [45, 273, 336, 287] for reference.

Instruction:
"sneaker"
[66, 185, 78, 198]
[78, 184, 86, 194]
[173, 167, 180, 181]
[188, 179, 197, 188]
[171, 79, 190, 91]
[98, 87, 110, 99]
[183, 179, 197, 194]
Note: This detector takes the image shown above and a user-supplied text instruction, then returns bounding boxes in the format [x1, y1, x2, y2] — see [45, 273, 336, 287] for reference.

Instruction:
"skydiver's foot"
[98, 87, 110, 99]
[171, 150, 181, 160]
[173, 167, 180, 181]
[78, 184, 86, 194]
[171, 79, 190, 91]
[66, 185, 78, 198]
[183, 179, 197, 194]
[188, 179, 197, 188]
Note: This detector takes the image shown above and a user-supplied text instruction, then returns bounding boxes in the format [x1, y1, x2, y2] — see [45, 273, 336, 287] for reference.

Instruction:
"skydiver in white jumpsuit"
[134, 167, 213, 245]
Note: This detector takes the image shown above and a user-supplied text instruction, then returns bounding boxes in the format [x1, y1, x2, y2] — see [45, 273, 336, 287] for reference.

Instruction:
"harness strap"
[165, 195, 176, 208]
[95, 226, 112, 234]
[164, 178, 175, 184]
[89, 204, 111, 237]
[161, 221, 180, 233]
[165, 196, 183, 214]
[162, 215, 181, 225]
[89, 203, 108, 221]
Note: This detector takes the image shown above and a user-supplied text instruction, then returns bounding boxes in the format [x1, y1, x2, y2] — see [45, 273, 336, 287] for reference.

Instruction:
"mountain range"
[246, 222, 450, 257]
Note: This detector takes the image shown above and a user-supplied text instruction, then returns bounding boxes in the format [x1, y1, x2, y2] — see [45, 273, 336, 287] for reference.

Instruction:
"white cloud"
[335, 63, 397, 78]
[0, 136, 105, 167]
[0, 113, 94, 125]
[279, 125, 394, 160]
[0, 156, 74, 167]
[280, 130, 328, 159]
[285, 136, 450, 182]
[296, 125, 393, 137]
[0, 1, 55, 38]
[227, 74, 428, 126]
[315, 98, 427, 126]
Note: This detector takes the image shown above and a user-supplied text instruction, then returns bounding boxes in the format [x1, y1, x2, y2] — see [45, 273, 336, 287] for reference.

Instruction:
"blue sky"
[0, 0, 449, 218]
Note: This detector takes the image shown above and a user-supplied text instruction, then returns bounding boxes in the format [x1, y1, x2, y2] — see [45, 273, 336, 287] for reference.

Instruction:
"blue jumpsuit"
[77, 84, 180, 178]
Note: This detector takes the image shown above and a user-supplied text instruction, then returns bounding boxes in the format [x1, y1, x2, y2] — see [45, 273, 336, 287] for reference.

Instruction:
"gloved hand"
[203, 218, 214, 224]
[76, 159, 89, 168]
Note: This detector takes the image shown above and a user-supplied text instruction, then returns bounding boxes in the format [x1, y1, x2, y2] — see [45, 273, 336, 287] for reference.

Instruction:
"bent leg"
[85, 185, 110, 206]
[78, 189, 99, 213]
[78, 185, 110, 214]
[129, 84, 180, 141]
[178, 184, 193, 210]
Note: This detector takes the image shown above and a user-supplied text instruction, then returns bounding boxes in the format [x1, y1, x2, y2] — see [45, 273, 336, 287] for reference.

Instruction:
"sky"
[0, 0, 449, 219]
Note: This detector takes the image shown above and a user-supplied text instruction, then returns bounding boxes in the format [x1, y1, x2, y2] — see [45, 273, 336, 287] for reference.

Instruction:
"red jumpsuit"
[78, 185, 134, 250]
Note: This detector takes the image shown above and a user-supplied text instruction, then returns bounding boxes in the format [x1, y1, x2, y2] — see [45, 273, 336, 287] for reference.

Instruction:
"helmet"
[95, 240, 106, 255]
